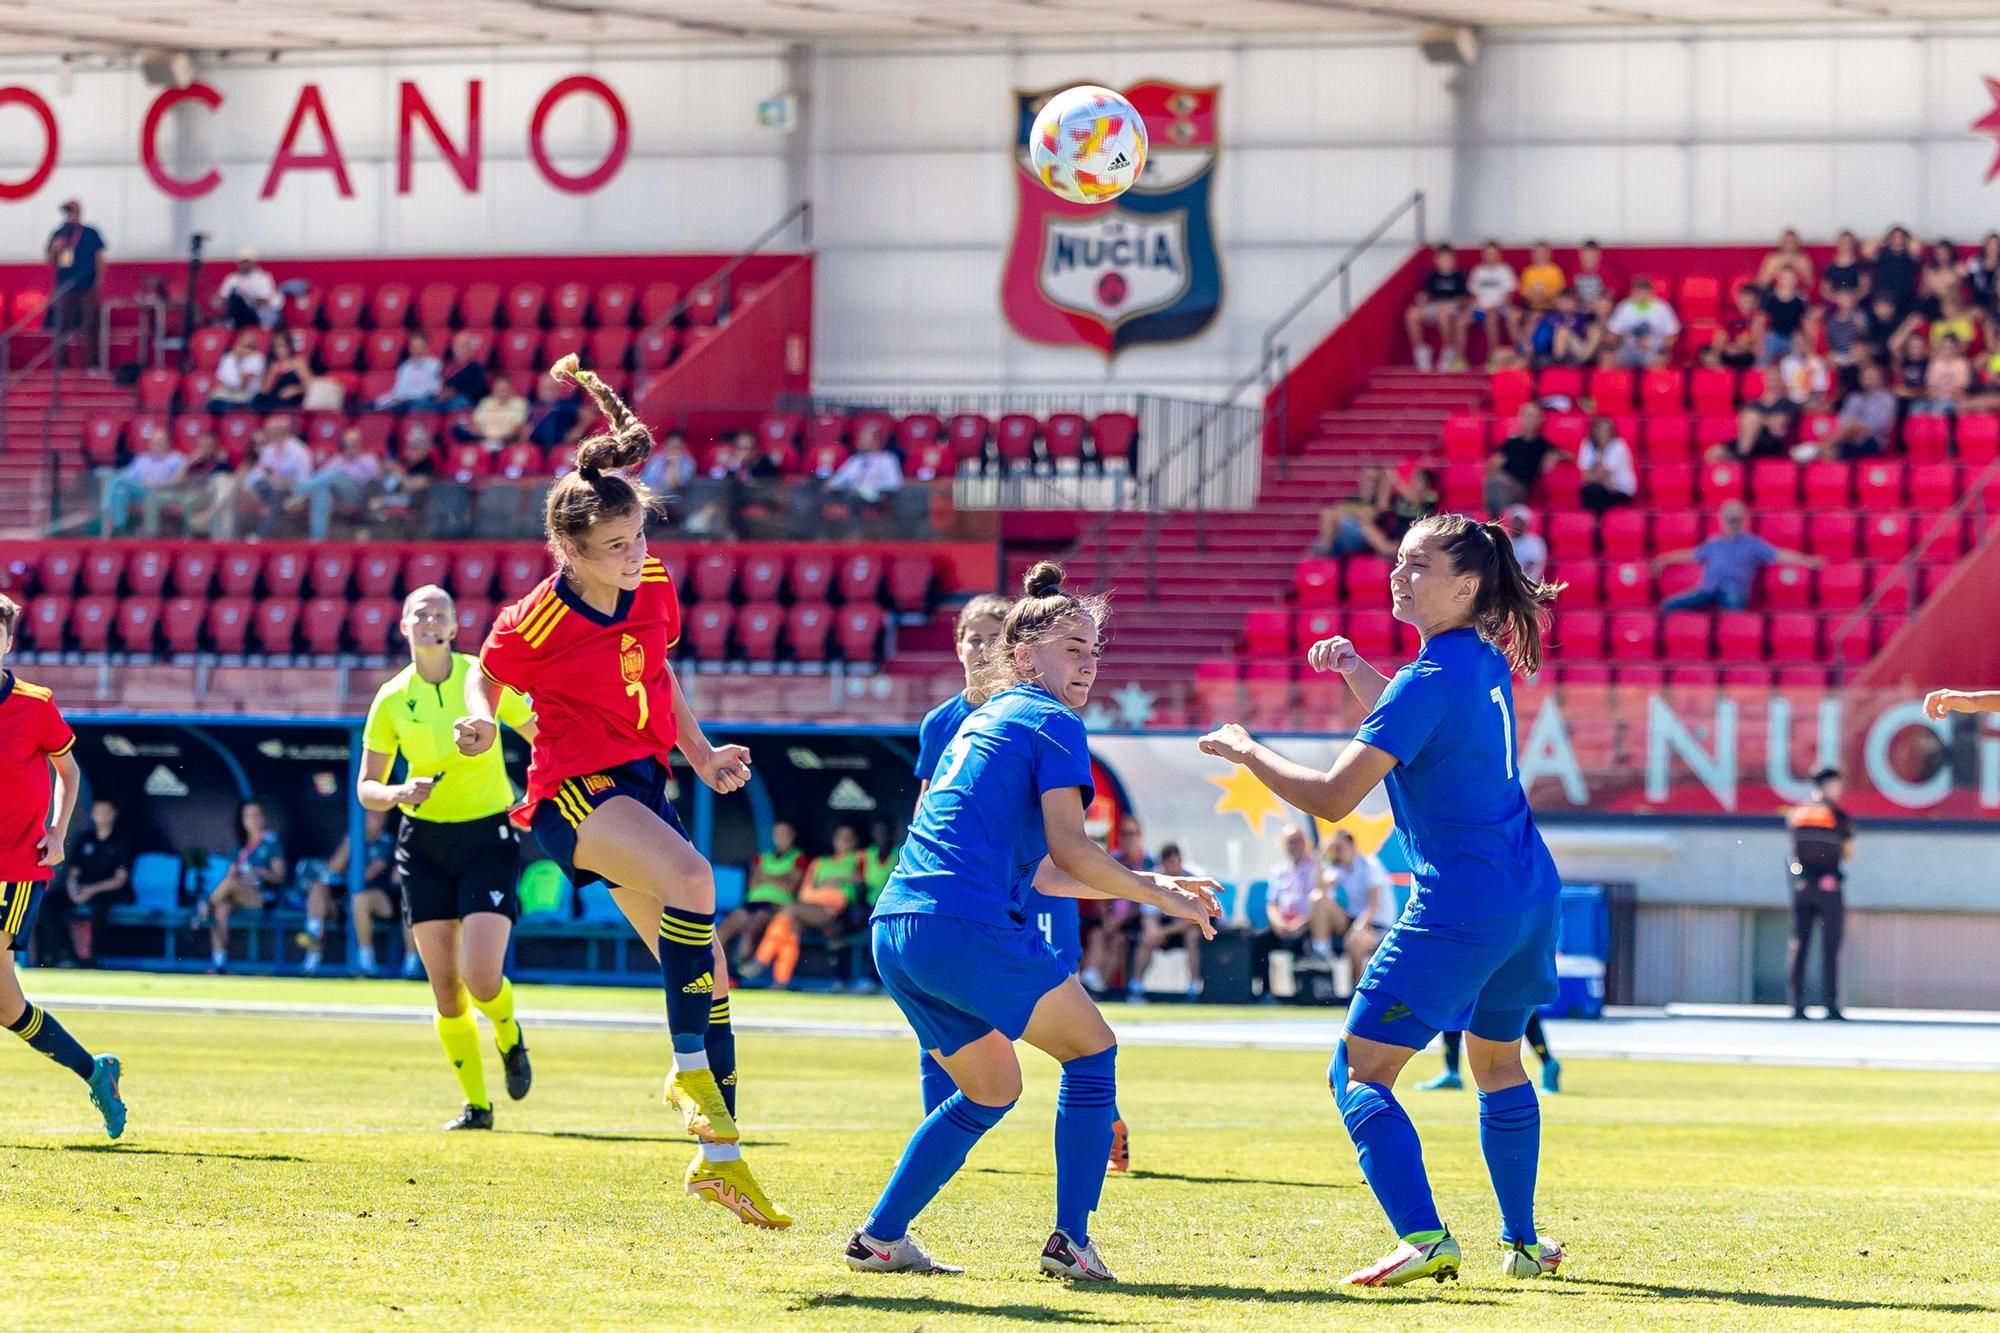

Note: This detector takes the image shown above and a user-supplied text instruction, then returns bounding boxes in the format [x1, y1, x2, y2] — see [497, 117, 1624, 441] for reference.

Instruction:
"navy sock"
[705, 995, 737, 1116]
[1439, 1029, 1463, 1075]
[8, 1003, 94, 1081]
[1054, 1046, 1118, 1245]
[1523, 1013, 1552, 1066]
[917, 1047, 956, 1116]
[1332, 1042, 1444, 1239]
[657, 908, 716, 1055]
[1478, 1081, 1541, 1245]
[866, 1092, 1013, 1241]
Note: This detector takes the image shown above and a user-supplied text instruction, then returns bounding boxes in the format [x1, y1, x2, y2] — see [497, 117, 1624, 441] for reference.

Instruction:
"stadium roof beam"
[517, 0, 760, 39]
[1262, 0, 1486, 26]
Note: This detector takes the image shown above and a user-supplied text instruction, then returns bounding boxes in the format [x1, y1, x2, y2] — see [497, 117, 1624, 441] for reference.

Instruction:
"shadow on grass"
[1562, 1277, 1995, 1316]
[4, 1142, 303, 1163]
[970, 1166, 1320, 1189]
[795, 1292, 1131, 1325]
[803, 1285, 1500, 1321]
[1112, 1282, 1500, 1307]
[517, 1130, 789, 1148]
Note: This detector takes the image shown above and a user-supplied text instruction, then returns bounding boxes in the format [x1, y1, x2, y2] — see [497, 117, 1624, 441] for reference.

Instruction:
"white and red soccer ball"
[1028, 85, 1148, 206]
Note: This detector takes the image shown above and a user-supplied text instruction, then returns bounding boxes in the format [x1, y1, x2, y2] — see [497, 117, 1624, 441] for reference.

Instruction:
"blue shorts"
[0, 880, 45, 945]
[528, 757, 690, 890]
[1347, 896, 1559, 1049]
[1024, 890, 1082, 973]
[873, 912, 1072, 1058]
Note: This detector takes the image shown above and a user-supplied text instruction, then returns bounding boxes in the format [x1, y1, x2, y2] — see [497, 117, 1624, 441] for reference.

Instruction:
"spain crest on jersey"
[1002, 81, 1223, 357]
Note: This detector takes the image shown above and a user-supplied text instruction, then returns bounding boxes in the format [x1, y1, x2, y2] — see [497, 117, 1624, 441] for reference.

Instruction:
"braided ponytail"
[542, 354, 657, 565]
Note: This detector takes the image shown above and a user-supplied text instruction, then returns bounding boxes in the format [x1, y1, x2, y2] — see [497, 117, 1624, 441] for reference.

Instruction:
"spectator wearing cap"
[1483, 403, 1568, 517]
[1502, 505, 1547, 582]
[1655, 500, 1820, 612]
[1785, 767, 1855, 1021]
[43, 199, 107, 366]
[212, 248, 282, 329]
[1605, 276, 1680, 368]
[1578, 415, 1637, 515]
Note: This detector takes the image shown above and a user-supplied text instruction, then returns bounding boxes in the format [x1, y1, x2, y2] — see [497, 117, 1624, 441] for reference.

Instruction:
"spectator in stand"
[439, 330, 491, 410]
[525, 371, 583, 449]
[755, 825, 867, 990]
[1910, 333, 1971, 417]
[1467, 240, 1522, 359]
[59, 799, 132, 968]
[194, 799, 286, 975]
[368, 427, 437, 531]
[1404, 242, 1471, 372]
[1502, 504, 1548, 583]
[828, 430, 904, 503]
[206, 329, 267, 412]
[696, 432, 749, 483]
[1125, 842, 1205, 1002]
[1517, 241, 1565, 315]
[1570, 238, 1612, 314]
[748, 430, 792, 480]
[1928, 290, 1979, 351]
[1891, 329, 1932, 409]
[1918, 239, 1965, 319]
[1533, 288, 1596, 366]
[720, 820, 805, 981]
[142, 430, 228, 537]
[211, 248, 282, 329]
[251, 329, 310, 413]
[639, 431, 697, 495]
[1606, 276, 1680, 368]
[1823, 287, 1871, 394]
[1656, 499, 1820, 611]
[1315, 466, 1389, 557]
[1718, 285, 1762, 370]
[1813, 362, 1897, 461]
[1867, 226, 1921, 316]
[43, 200, 107, 367]
[99, 429, 187, 536]
[1320, 829, 1395, 977]
[371, 333, 446, 412]
[239, 416, 312, 537]
[1756, 268, 1812, 365]
[1578, 415, 1637, 515]
[289, 426, 383, 539]
[1483, 402, 1567, 515]
[468, 377, 528, 450]
[1080, 816, 1153, 992]
[1253, 825, 1334, 997]
[294, 807, 398, 976]
[1968, 232, 2000, 315]
[1755, 228, 1815, 291]
[1821, 230, 1870, 304]
[1717, 367, 1802, 462]
[1865, 290, 1909, 366]
[1778, 331, 1832, 410]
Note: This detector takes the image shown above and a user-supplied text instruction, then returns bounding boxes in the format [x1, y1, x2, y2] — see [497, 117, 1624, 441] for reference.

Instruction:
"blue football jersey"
[914, 691, 975, 784]
[1353, 627, 1561, 926]
[874, 684, 1096, 929]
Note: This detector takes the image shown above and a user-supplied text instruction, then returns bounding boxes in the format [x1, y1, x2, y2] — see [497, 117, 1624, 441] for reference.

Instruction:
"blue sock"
[657, 908, 716, 1055]
[1054, 1046, 1117, 1245]
[705, 995, 737, 1116]
[1478, 1081, 1541, 1245]
[918, 1047, 956, 1116]
[1332, 1041, 1444, 1239]
[866, 1092, 1014, 1241]
[8, 1003, 94, 1081]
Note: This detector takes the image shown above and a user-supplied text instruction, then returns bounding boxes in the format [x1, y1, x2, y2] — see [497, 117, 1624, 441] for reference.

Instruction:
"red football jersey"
[0, 671, 76, 881]
[479, 556, 681, 807]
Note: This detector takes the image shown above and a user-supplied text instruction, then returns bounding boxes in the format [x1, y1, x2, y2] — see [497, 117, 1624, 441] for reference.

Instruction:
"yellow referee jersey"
[362, 653, 533, 822]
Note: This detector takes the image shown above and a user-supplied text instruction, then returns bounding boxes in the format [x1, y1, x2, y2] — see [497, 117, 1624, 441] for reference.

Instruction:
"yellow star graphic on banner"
[1206, 765, 1290, 836]
[1313, 809, 1398, 858]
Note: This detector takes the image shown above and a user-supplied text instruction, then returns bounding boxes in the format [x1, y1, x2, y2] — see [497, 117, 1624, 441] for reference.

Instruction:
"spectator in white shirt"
[827, 433, 905, 534]
[1778, 331, 1832, 410]
[1467, 239, 1522, 354]
[469, 376, 529, 449]
[371, 333, 446, 412]
[1578, 415, 1637, 515]
[1125, 842, 1208, 1002]
[1606, 277, 1682, 368]
[1252, 824, 1347, 997]
[206, 330, 267, 411]
[289, 426, 384, 539]
[242, 416, 313, 536]
[211, 248, 282, 329]
[1320, 829, 1396, 975]
[1502, 505, 1548, 583]
[100, 431, 187, 536]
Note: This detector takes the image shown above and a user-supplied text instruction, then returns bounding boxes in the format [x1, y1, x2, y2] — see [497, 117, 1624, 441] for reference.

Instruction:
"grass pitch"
[3, 973, 1996, 1331]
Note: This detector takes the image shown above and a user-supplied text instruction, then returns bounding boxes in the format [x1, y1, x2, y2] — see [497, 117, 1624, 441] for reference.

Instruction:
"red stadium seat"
[802, 442, 847, 478]
[835, 604, 885, 661]
[839, 553, 884, 604]
[804, 413, 849, 452]
[323, 283, 367, 328]
[1607, 612, 1659, 660]
[445, 444, 490, 484]
[1872, 575, 1912, 615]
[1552, 610, 1606, 659]
[113, 597, 161, 655]
[732, 603, 782, 660]
[587, 329, 633, 374]
[70, 596, 116, 653]
[1678, 274, 1720, 321]
[1957, 414, 2000, 464]
[1244, 608, 1290, 657]
[1093, 413, 1138, 469]
[1856, 461, 1905, 509]
[404, 550, 449, 592]
[1044, 413, 1086, 464]
[1909, 463, 1960, 511]
[639, 281, 682, 325]
[206, 597, 253, 654]
[738, 552, 785, 603]
[1652, 512, 1699, 555]
[549, 282, 590, 329]
[1756, 510, 1809, 554]
[906, 440, 952, 481]
[1694, 416, 1739, 453]
[949, 415, 992, 460]
[450, 549, 500, 601]
[370, 283, 413, 329]
[1797, 413, 1837, 454]
[1658, 563, 1701, 601]
[1586, 368, 1634, 412]
[1749, 461, 1799, 508]
[1642, 415, 1693, 463]
[789, 553, 835, 605]
[454, 599, 495, 647]
[499, 550, 546, 600]
[687, 604, 733, 660]
[168, 548, 217, 598]
[264, 550, 307, 597]
[1919, 513, 1968, 563]
[1803, 463, 1852, 509]
[162, 597, 205, 655]
[504, 283, 546, 328]
[1712, 612, 1762, 661]
[996, 414, 1039, 467]
[1545, 411, 1588, 451]
[1902, 414, 1950, 463]
[685, 284, 722, 327]
[543, 327, 586, 367]
[1489, 368, 1532, 415]
[81, 413, 125, 463]
[1441, 413, 1487, 462]
[1764, 562, 1814, 609]
[1600, 510, 1648, 559]
[416, 281, 457, 327]
[252, 598, 301, 656]
[348, 599, 400, 656]
[123, 549, 170, 598]
[497, 329, 542, 372]
[592, 282, 636, 328]
[138, 368, 179, 412]
[1689, 367, 1736, 417]
[1601, 560, 1652, 608]
[1538, 366, 1584, 403]
[308, 548, 355, 599]
[22, 596, 68, 652]
[1640, 368, 1684, 416]
[496, 442, 544, 481]
[1766, 613, 1821, 664]
[1646, 463, 1694, 509]
[319, 328, 365, 372]
[302, 598, 349, 655]
[126, 415, 168, 455]
[351, 548, 399, 599]
[82, 550, 126, 597]
[1295, 610, 1340, 651]
[1296, 558, 1340, 608]
[1343, 611, 1396, 657]
[1808, 512, 1858, 560]
[38, 548, 84, 597]
[1439, 462, 1482, 513]
[189, 326, 233, 371]
[886, 555, 934, 613]
[459, 282, 501, 328]
[1861, 512, 1914, 561]
[1555, 560, 1603, 609]
[785, 603, 833, 661]
[694, 553, 737, 603]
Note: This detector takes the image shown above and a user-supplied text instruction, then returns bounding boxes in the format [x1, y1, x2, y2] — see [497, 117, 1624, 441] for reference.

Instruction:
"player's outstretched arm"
[1305, 635, 1391, 711]
[1924, 688, 2000, 718]
[667, 662, 751, 794]
[1198, 726, 1398, 824]
[1039, 789, 1220, 937]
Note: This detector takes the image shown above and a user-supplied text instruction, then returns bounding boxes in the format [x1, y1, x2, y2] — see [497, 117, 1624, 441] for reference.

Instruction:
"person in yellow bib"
[360, 584, 538, 1131]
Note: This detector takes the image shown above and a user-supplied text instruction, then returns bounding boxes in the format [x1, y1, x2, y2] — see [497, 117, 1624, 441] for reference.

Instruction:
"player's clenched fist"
[454, 716, 497, 756]
[1307, 635, 1362, 675]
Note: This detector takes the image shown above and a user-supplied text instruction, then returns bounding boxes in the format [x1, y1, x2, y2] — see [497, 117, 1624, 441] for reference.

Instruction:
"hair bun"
[1022, 560, 1065, 598]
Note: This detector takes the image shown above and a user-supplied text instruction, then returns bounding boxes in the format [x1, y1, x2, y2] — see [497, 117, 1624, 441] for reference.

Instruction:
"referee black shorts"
[396, 813, 522, 926]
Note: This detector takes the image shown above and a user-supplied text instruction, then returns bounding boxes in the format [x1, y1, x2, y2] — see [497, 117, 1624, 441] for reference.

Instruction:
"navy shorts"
[873, 912, 1072, 1058]
[0, 880, 47, 946]
[1347, 895, 1560, 1049]
[528, 757, 690, 890]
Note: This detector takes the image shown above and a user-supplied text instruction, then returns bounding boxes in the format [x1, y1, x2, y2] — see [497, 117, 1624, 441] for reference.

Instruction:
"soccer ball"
[1028, 85, 1148, 206]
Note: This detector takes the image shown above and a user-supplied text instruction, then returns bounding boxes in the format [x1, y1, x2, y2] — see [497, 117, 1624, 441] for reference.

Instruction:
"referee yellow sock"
[435, 1005, 489, 1110]
[471, 977, 521, 1054]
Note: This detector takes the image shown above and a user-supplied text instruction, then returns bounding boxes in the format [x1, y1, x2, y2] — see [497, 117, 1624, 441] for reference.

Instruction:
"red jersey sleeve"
[638, 561, 683, 648]
[36, 694, 74, 758]
[479, 584, 556, 694]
